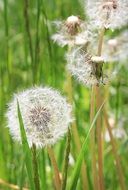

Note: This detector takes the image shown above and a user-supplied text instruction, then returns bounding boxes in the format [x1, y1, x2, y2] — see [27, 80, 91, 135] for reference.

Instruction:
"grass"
[0, 0, 128, 190]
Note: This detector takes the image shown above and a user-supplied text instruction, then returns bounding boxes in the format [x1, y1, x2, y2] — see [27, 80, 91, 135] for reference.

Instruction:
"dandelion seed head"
[6, 87, 72, 148]
[66, 48, 99, 86]
[52, 16, 93, 47]
[85, 0, 128, 29]
[67, 48, 108, 86]
[28, 106, 51, 128]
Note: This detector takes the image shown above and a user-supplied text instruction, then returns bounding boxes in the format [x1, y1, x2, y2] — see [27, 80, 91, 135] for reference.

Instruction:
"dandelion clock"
[86, 0, 128, 29]
[6, 87, 72, 148]
[52, 15, 93, 47]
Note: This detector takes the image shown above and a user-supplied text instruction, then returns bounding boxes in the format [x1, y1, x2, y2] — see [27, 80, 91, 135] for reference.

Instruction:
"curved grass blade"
[69, 100, 106, 190]
[17, 100, 35, 190]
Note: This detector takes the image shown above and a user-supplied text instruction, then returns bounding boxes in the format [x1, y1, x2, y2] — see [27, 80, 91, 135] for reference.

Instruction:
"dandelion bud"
[6, 87, 72, 148]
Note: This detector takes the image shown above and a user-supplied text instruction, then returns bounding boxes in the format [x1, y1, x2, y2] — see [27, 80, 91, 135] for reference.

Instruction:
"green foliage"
[0, 0, 128, 189]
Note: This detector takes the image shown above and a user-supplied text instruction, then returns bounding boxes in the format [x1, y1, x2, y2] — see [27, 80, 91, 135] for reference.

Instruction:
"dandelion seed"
[52, 15, 93, 47]
[6, 87, 72, 148]
[66, 47, 107, 86]
[85, 0, 128, 29]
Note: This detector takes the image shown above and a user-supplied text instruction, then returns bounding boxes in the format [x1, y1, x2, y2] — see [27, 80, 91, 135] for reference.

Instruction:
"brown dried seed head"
[103, 0, 117, 10]
[65, 16, 81, 36]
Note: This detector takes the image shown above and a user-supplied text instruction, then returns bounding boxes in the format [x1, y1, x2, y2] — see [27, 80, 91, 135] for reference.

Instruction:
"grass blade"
[17, 100, 35, 190]
[69, 100, 106, 190]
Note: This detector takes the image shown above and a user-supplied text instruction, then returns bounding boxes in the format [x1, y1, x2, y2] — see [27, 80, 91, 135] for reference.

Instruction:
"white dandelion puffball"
[52, 15, 93, 47]
[67, 48, 102, 86]
[6, 87, 72, 148]
[85, 0, 128, 29]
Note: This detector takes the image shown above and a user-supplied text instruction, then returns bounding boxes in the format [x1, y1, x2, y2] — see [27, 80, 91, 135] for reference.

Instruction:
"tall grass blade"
[69, 100, 106, 190]
[17, 101, 35, 190]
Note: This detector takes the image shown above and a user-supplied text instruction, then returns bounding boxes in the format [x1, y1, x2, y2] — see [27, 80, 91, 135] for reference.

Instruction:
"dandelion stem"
[90, 87, 99, 190]
[104, 111, 126, 190]
[95, 87, 104, 190]
[66, 72, 89, 190]
[97, 27, 105, 56]
[90, 27, 105, 190]
[95, 27, 106, 190]
[61, 129, 71, 190]
[32, 143, 40, 190]
[47, 147, 61, 190]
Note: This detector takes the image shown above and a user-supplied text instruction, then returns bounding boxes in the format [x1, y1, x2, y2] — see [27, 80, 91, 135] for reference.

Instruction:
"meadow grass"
[0, 0, 128, 190]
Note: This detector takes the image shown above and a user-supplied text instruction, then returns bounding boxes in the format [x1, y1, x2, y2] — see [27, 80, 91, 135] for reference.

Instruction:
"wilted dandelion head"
[6, 87, 72, 148]
[66, 48, 106, 86]
[52, 15, 93, 47]
[85, 0, 128, 29]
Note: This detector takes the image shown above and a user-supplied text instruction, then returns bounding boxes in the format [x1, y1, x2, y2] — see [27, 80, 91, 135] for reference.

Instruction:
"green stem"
[34, 0, 40, 84]
[90, 87, 99, 190]
[4, 0, 10, 79]
[23, 0, 34, 83]
[32, 144, 40, 190]
[61, 129, 71, 190]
